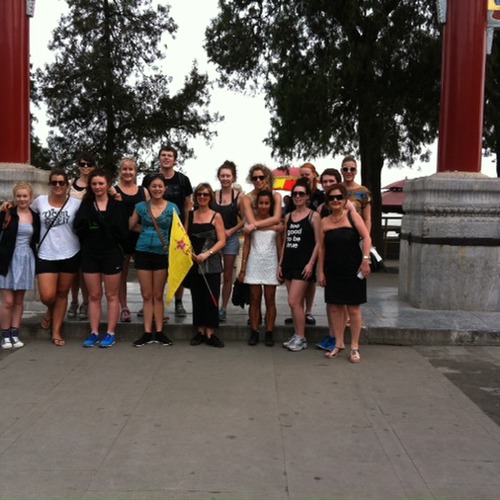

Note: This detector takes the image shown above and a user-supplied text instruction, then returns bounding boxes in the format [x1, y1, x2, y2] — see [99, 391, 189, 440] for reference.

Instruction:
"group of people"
[0, 148, 373, 362]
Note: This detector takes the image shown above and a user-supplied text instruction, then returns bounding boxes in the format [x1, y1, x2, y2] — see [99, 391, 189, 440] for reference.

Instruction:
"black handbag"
[231, 278, 250, 308]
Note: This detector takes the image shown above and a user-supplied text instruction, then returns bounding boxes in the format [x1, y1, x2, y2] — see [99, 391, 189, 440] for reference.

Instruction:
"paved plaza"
[1, 268, 500, 499]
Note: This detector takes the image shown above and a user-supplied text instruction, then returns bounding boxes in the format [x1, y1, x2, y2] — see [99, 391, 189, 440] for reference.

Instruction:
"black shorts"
[81, 252, 123, 275]
[36, 252, 81, 275]
[281, 267, 316, 283]
[134, 251, 168, 271]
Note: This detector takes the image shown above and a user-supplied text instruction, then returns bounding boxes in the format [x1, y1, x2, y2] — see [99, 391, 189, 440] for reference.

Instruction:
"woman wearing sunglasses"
[341, 155, 372, 234]
[278, 178, 321, 352]
[318, 184, 371, 363]
[187, 184, 226, 348]
[67, 152, 96, 321]
[31, 169, 82, 346]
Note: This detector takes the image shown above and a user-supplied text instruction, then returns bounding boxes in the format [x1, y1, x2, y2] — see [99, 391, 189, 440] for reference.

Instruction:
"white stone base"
[399, 172, 500, 311]
[0, 162, 49, 201]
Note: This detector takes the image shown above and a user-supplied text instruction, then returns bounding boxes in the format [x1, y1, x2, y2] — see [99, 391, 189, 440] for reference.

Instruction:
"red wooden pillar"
[437, 0, 488, 172]
[0, 0, 31, 164]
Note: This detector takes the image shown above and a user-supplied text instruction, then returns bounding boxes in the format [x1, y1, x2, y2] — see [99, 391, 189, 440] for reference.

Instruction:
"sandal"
[52, 337, 65, 347]
[41, 316, 52, 330]
[349, 349, 361, 363]
[120, 307, 131, 323]
[325, 346, 344, 359]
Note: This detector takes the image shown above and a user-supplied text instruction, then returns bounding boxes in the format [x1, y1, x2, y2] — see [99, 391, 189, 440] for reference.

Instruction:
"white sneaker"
[287, 336, 308, 352]
[10, 334, 24, 348]
[1, 334, 13, 350]
[282, 333, 299, 348]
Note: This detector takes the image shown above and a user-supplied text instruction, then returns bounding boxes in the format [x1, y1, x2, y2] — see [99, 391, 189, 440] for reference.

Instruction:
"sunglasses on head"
[49, 180, 67, 186]
[78, 161, 93, 168]
[251, 175, 265, 181]
[292, 191, 307, 198]
[196, 192, 210, 198]
[327, 194, 344, 202]
[342, 167, 356, 173]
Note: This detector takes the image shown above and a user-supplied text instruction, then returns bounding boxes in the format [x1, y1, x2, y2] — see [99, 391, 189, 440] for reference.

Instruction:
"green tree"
[205, 0, 441, 246]
[35, 0, 219, 172]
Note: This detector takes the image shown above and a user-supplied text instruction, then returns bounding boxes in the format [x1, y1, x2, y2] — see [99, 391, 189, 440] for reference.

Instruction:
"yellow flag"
[489, 0, 500, 11]
[166, 211, 193, 304]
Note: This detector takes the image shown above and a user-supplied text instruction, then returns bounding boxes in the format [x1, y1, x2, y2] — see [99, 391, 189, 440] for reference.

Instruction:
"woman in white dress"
[238, 190, 282, 346]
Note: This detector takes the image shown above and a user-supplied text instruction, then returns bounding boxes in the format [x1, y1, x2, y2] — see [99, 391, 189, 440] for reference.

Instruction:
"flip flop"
[325, 346, 344, 359]
[349, 349, 361, 363]
[52, 338, 65, 347]
[41, 316, 52, 330]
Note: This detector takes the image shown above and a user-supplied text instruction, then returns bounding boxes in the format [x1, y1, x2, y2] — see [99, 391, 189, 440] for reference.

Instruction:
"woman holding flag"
[128, 173, 180, 347]
[187, 183, 226, 348]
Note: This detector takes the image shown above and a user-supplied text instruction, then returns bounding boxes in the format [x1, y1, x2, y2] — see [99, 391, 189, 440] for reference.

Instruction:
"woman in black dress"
[318, 184, 371, 363]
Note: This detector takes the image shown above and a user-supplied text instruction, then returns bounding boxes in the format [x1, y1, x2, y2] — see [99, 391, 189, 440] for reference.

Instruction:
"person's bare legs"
[103, 273, 121, 334]
[263, 285, 277, 332]
[285, 279, 309, 338]
[152, 269, 168, 333]
[50, 273, 75, 343]
[249, 285, 262, 331]
[83, 273, 103, 333]
[304, 281, 316, 316]
[220, 254, 236, 313]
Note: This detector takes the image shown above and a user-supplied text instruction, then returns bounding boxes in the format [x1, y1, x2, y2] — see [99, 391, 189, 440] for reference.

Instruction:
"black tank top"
[281, 211, 315, 271]
[211, 189, 240, 229]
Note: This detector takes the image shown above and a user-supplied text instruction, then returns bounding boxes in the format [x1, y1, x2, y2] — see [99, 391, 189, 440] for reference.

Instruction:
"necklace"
[330, 210, 346, 223]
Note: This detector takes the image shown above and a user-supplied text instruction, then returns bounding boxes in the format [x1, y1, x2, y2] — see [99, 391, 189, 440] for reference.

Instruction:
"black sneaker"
[284, 317, 293, 325]
[265, 331, 274, 347]
[247, 330, 259, 346]
[154, 332, 173, 346]
[133, 332, 153, 347]
[190, 332, 205, 346]
[206, 334, 224, 348]
[305, 314, 316, 325]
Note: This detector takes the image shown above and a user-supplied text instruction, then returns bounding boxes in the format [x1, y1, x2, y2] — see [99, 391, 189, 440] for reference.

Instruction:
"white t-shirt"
[31, 196, 81, 260]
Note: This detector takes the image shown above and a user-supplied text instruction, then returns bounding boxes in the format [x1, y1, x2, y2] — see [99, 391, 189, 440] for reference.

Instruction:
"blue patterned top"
[135, 201, 180, 255]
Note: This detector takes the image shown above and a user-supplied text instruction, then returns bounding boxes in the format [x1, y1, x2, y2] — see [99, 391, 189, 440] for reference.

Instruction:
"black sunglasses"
[196, 192, 210, 198]
[292, 191, 307, 198]
[251, 175, 265, 181]
[78, 161, 93, 168]
[49, 180, 67, 186]
[327, 194, 344, 202]
[342, 167, 356, 173]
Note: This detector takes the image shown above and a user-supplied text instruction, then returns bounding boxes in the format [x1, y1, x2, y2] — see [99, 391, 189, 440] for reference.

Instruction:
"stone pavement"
[1, 265, 500, 499]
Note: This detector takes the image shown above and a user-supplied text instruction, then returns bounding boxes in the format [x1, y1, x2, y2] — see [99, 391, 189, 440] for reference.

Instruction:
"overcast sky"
[29, 0, 497, 189]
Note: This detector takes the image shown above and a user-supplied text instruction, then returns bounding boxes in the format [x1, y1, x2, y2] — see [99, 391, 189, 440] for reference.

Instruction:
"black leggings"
[191, 272, 221, 329]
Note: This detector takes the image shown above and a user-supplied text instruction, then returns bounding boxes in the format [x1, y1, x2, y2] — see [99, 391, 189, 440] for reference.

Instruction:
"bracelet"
[209, 250, 214, 256]
[363, 255, 370, 260]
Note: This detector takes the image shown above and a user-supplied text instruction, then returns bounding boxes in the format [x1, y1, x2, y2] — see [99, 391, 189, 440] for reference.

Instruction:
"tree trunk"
[358, 112, 384, 251]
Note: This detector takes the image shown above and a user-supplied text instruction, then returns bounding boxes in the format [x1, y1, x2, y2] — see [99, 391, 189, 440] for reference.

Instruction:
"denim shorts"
[223, 232, 240, 256]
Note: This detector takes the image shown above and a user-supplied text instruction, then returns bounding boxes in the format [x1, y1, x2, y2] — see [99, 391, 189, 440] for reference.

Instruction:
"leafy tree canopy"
[35, 0, 220, 172]
[205, 0, 442, 244]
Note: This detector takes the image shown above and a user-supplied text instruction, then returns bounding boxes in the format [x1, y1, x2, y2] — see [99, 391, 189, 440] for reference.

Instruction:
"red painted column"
[437, 0, 488, 172]
[0, 0, 31, 164]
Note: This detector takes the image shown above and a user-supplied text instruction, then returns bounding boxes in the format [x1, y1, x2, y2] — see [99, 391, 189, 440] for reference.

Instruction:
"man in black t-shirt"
[142, 145, 193, 317]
